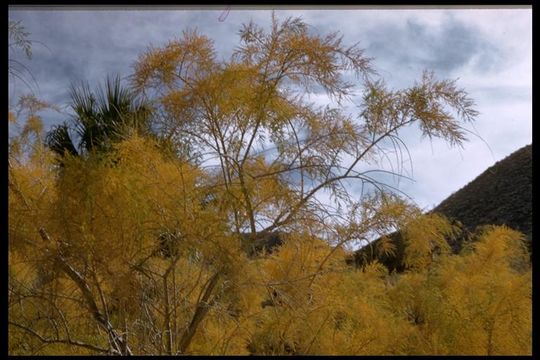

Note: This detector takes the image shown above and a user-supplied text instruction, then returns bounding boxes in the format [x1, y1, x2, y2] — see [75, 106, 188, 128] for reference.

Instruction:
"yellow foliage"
[402, 213, 457, 270]
[8, 140, 531, 355]
[8, 14, 528, 356]
[386, 226, 531, 355]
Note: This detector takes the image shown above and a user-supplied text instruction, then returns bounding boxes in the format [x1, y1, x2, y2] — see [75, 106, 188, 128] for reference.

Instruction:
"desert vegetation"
[8, 15, 531, 355]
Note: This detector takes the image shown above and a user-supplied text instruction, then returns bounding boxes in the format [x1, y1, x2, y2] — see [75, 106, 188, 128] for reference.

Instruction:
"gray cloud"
[363, 15, 503, 83]
[8, 8, 531, 213]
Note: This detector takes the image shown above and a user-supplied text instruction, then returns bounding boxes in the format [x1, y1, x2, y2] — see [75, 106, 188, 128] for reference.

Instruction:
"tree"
[8, 19, 59, 165]
[126, 13, 478, 352]
[45, 75, 153, 160]
[385, 226, 531, 355]
[131, 14, 478, 247]
[8, 19, 38, 94]
[9, 135, 253, 355]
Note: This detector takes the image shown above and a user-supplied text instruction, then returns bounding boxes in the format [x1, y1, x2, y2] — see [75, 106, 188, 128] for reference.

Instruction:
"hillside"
[351, 144, 532, 271]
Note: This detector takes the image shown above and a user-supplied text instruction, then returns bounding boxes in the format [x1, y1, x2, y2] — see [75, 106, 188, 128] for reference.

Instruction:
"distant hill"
[350, 144, 532, 272]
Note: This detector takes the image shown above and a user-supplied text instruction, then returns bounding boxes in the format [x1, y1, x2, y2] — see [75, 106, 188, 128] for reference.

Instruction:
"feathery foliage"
[8, 15, 530, 355]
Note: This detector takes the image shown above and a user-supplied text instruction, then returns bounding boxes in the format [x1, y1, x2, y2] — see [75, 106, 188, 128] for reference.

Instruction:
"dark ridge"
[350, 144, 532, 272]
[240, 231, 285, 257]
[433, 144, 532, 249]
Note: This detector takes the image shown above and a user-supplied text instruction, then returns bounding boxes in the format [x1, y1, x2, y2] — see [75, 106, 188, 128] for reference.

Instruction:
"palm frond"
[45, 123, 79, 158]
[53, 75, 154, 157]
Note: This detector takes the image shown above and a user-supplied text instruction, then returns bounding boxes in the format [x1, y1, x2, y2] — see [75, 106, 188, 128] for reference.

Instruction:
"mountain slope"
[433, 144, 532, 248]
[351, 144, 532, 271]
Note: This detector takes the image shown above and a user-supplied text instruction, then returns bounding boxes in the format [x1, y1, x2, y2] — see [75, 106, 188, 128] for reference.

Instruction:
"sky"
[8, 6, 532, 212]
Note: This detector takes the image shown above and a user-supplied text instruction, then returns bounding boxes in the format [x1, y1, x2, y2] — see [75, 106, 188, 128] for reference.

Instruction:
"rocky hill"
[351, 144, 532, 272]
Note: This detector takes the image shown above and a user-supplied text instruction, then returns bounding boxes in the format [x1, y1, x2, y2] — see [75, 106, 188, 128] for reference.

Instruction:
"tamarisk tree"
[131, 13, 478, 245]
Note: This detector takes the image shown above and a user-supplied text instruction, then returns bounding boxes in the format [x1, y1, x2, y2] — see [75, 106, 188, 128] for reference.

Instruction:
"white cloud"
[8, 7, 531, 213]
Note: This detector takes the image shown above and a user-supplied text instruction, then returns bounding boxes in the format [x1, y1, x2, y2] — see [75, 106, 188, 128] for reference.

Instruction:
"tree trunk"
[177, 272, 220, 354]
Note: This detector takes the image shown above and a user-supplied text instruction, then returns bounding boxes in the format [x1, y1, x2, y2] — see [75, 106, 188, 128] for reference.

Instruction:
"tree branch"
[37, 228, 132, 356]
[177, 271, 220, 354]
[9, 320, 110, 354]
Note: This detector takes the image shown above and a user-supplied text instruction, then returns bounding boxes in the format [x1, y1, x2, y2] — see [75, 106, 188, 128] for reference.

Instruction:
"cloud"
[8, 7, 531, 215]
[364, 15, 502, 82]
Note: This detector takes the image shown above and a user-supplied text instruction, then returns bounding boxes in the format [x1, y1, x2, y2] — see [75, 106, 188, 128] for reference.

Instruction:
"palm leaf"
[45, 123, 79, 157]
